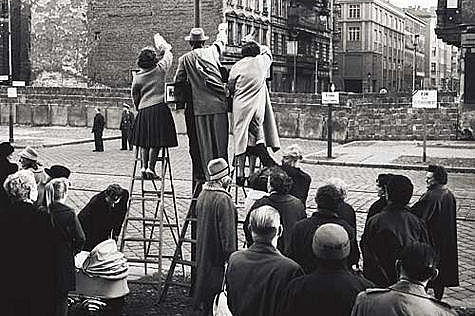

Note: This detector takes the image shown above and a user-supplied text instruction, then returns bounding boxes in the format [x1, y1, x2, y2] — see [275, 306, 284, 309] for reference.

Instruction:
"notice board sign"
[412, 90, 437, 108]
[322, 92, 340, 104]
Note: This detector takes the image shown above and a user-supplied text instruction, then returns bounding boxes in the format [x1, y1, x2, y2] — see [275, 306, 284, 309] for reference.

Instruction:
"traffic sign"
[7, 87, 17, 98]
[322, 92, 339, 104]
[12, 81, 25, 87]
[412, 90, 437, 108]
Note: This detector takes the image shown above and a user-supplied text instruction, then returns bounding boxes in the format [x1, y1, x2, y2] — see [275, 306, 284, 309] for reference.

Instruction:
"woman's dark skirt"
[130, 103, 178, 148]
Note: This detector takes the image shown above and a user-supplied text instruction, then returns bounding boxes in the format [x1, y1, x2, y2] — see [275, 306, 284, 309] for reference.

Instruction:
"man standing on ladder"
[174, 23, 229, 187]
[193, 158, 237, 315]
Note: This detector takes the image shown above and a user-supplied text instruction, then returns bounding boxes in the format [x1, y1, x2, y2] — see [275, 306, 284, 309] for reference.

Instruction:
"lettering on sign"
[322, 92, 340, 104]
[412, 90, 438, 108]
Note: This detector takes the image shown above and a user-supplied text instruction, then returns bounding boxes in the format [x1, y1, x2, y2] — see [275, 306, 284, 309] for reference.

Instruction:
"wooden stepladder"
[158, 181, 203, 303]
[119, 147, 182, 286]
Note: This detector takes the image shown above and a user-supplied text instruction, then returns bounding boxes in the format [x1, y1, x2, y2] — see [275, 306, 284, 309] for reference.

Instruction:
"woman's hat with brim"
[45, 165, 71, 179]
[312, 223, 350, 260]
[185, 28, 209, 42]
[208, 158, 231, 181]
[19, 146, 38, 161]
[0, 142, 14, 157]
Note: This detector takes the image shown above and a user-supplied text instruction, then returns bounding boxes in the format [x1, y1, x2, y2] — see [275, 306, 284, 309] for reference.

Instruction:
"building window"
[348, 4, 360, 19]
[228, 21, 234, 45]
[255, 0, 260, 11]
[281, 34, 286, 55]
[246, 24, 252, 37]
[255, 26, 260, 43]
[431, 62, 436, 72]
[262, 27, 268, 45]
[237, 23, 243, 44]
[273, 32, 279, 54]
[348, 26, 360, 41]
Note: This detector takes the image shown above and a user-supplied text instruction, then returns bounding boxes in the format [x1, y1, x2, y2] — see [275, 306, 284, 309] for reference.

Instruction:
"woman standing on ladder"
[130, 32, 178, 179]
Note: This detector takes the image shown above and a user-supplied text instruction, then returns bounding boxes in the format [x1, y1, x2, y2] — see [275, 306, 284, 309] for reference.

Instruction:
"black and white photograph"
[0, 0, 474, 314]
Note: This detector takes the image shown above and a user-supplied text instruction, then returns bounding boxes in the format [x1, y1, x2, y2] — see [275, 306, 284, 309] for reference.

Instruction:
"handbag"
[212, 265, 232, 316]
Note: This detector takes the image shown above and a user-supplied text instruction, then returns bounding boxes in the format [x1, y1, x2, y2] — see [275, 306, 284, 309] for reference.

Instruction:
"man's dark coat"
[279, 265, 374, 316]
[92, 112, 105, 151]
[411, 184, 459, 287]
[193, 185, 237, 311]
[361, 203, 429, 287]
[0, 158, 17, 208]
[226, 242, 303, 316]
[244, 193, 306, 255]
[49, 202, 86, 292]
[335, 201, 357, 230]
[280, 164, 311, 206]
[78, 190, 129, 251]
[287, 208, 360, 273]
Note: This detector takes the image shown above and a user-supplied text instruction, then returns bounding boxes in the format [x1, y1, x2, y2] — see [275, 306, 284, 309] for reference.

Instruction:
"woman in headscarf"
[130, 32, 178, 179]
[45, 178, 85, 316]
[18, 146, 46, 185]
[0, 170, 54, 315]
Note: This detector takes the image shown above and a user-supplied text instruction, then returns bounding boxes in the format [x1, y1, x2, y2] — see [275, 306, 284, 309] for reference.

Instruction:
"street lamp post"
[315, 49, 319, 94]
[412, 34, 419, 91]
[367, 72, 372, 93]
[194, 0, 200, 27]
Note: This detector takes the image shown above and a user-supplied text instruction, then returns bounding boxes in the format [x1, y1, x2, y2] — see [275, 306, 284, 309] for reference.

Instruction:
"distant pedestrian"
[280, 144, 311, 206]
[0, 170, 54, 315]
[78, 184, 129, 251]
[36, 164, 71, 207]
[174, 24, 229, 185]
[366, 173, 394, 224]
[352, 242, 457, 316]
[45, 178, 85, 316]
[361, 175, 429, 287]
[119, 103, 135, 151]
[19, 146, 46, 185]
[193, 158, 237, 315]
[228, 34, 279, 186]
[92, 108, 105, 152]
[327, 177, 356, 230]
[226, 205, 303, 316]
[0, 142, 18, 208]
[130, 32, 178, 180]
[279, 223, 374, 316]
[287, 184, 360, 273]
[244, 167, 306, 255]
[411, 165, 459, 300]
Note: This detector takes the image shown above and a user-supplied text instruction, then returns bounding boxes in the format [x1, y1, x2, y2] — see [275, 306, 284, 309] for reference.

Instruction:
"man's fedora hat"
[208, 158, 231, 181]
[45, 165, 71, 179]
[19, 146, 39, 161]
[185, 28, 209, 42]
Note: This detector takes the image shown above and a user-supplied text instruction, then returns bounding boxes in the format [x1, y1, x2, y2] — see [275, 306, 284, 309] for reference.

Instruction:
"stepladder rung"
[174, 259, 196, 267]
[166, 280, 192, 288]
[129, 196, 160, 202]
[127, 258, 162, 264]
[128, 279, 161, 286]
[122, 237, 161, 242]
[180, 238, 196, 244]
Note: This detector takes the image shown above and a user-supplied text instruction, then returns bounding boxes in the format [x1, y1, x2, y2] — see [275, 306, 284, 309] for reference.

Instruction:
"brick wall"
[88, 0, 224, 87]
[0, 87, 470, 141]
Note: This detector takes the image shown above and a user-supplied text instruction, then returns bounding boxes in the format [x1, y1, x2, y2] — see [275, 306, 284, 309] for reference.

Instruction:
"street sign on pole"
[412, 90, 437, 108]
[0, 75, 9, 81]
[12, 81, 25, 87]
[7, 87, 17, 98]
[322, 92, 340, 104]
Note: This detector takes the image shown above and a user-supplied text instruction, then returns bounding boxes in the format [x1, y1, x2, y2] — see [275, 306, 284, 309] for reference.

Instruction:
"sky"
[389, 0, 438, 8]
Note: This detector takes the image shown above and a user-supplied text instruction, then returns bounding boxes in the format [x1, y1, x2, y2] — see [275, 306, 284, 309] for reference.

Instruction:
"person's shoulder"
[361, 287, 391, 296]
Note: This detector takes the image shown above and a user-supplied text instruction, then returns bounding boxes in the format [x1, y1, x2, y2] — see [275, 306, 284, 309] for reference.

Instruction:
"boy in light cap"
[280, 144, 311, 206]
[279, 224, 373, 316]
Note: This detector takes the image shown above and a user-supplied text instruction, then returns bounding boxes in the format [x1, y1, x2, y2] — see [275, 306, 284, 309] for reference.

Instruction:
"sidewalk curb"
[13, 135, 122, 149]
[302, 158, 475, 174]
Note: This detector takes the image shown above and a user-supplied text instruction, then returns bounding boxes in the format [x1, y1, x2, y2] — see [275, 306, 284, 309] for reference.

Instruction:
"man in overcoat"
[78, 184, 129, 251]
[226, 205, 303, 316]
[193, 158, 237, 315]
[175, 25, 229, 185]
[119, 103, 134, 151]
[411, 165, 458, 300]
[279, 224, 374, 316]
[92, 108, 105, 152]
[352, 242, 457, 316]
[287, 184, 360, 273]
[361, 175, 429, 287]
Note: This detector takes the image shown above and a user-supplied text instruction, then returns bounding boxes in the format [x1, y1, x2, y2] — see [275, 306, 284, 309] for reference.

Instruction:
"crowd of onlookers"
[193, 146, 459, 316]
[0, 142, 129, 316]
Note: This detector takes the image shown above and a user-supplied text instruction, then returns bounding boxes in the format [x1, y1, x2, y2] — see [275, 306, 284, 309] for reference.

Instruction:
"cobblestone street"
[18, 134, 475, 310]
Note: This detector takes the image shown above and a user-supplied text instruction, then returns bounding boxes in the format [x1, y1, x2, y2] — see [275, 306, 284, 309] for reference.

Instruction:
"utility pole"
[7, 0, 13, 143]
[315, 49, 319, 93]
[194, 0, 200, 27]
[412, 34, 419, 91]
[327, 0, 334, 158]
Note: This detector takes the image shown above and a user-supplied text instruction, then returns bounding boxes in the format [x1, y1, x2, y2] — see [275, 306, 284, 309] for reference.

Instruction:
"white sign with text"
[412, 90, 437, 108]
[322, 92, 340, 104]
